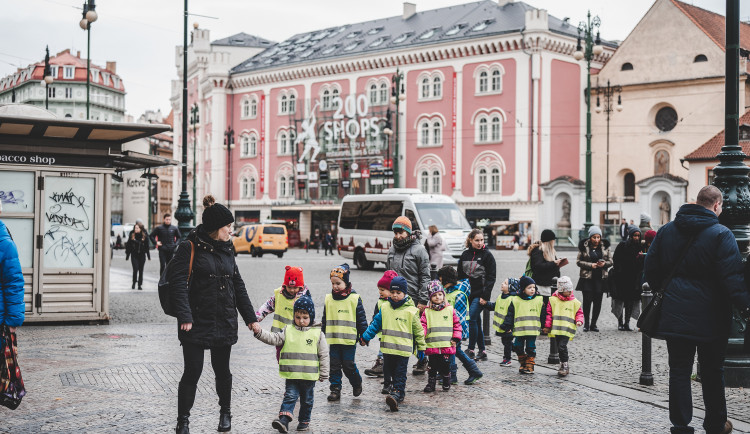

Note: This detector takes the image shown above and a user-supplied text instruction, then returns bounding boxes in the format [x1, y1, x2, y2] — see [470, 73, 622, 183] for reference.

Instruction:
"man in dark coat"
[645, 185, 750, 434]
[150, 213, 181, 276]
[619, 219, 629, 241]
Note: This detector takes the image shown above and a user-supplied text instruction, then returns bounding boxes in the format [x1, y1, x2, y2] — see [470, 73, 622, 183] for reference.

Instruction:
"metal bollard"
[483, 309, 491, 345]
[640, 282, 654, 386]
[430, 264, 438, 281]
[548, 277, 560, 364]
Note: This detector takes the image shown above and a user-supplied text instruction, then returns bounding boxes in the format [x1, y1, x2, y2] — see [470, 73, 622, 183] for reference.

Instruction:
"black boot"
[217, 408, 231, 432]
[175, 415, 189, 434]
[442, 375, 451, 391]
[423, 373, 437, 392]
[327, 387, 341, 401]
[132, 281, 136, 289]
[617, 316, 624, 331]
[177, 382, 197, 426]
[215, 374, 232, 431]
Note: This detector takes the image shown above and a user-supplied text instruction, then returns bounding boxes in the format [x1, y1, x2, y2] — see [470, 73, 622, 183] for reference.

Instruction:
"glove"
[542, 327, 550, 334]
[417, 350, 425, 360]
[359, 338, 369, 346]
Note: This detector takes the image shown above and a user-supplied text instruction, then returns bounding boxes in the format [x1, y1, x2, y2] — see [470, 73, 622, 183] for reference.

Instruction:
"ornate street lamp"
[595, 80, 623, 222]
[190, 102, 199, 216]
[224, 126, 235, 209]
[79, 0, 97, 120]
[174, 0, 195, 239]
[43, 46, 54, 110]
[573, 11, 603, 230]
[387, 68, 405, 189]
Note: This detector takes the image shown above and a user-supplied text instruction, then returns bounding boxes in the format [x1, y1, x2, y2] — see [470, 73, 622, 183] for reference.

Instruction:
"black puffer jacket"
[170, 225, 257, 348]
[458, 246, 496, 301]
[528, 242, 559, 287]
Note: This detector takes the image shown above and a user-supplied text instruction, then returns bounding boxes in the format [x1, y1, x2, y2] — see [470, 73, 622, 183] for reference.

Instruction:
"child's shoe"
[423, 374, 437, 392]
[353, 384, 363, 397]
[412, 357, 428, 375]
[381, 383, 392, 394]
[296, 422, 309, 432]
[386, 392, 400, 411]
[499, 358, 512, 367]
[464, 372, 482, 385]
[517, 354, 528, 373]
[327, 388, 341, 401]
[441, 375, 451, 391]
[558, 361, 569, 377]
[272, 415, 291, 433]
[474, 351, 488, 361]
[522, 356, 535, 374]
[450, 373, 458, 384]
[465, 349, 476, 359]
[364, 357, 384, 377]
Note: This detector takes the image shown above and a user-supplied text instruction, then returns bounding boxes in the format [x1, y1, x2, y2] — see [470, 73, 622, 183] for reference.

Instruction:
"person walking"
[150, 213, 180, 276]
[125, 222, 151, 290]
[460, 228, 497, 362]
[528, 229, 567, 329]
[0, 202, 25, 334]
[576, 226, 612, 332]
[619, 219, 629, 241]
[386, 216, 431, 374]
[425, 225, 446, 271]
[611, 226, 642, 331]
[170, 195, 259, 434]
[644, 186, 750, 434]
[639, 213, 653, 235]
[324, 230, 334, 256]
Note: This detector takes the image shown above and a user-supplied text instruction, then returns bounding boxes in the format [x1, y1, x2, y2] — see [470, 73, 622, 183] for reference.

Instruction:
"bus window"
[404, 209, 420, 231]
[353, 200, 403, 230]
[340, 202, 360, 229]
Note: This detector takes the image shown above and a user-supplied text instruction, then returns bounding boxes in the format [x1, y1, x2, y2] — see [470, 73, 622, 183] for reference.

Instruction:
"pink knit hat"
[377, 270, 398, 290]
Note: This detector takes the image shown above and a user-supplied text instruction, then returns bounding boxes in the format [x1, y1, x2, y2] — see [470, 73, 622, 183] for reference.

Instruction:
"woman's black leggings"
[130, 254, 146, 286]
[178, 343, 233, 416]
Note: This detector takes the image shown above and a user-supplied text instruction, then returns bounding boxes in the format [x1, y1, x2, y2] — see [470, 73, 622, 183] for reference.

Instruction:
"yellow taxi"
[233, 224, 288, 258]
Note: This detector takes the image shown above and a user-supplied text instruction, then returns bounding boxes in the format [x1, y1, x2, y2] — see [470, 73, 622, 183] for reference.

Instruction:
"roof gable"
[671, 0, 750, 52]
[683, 110, 750, 161]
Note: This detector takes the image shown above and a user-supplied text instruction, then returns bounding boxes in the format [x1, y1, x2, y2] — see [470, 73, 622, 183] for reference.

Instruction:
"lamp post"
[224, 126, 235, 209]
[78, 0, 97, 120]
[43, 46, 53, 110]
[190, 103, 199, 216]
[383, 108, 394, 187]
[595, 80, 622, 222]
[388, 68, 405, 188]
[173, 0, 195, 240]
[147, 139, 159, 230]
[573, 11, 603, 230]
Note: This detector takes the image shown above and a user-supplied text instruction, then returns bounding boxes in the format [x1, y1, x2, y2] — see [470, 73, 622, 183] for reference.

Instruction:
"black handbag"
[637, 234, 697, 338]
[0, 325, 26, 410]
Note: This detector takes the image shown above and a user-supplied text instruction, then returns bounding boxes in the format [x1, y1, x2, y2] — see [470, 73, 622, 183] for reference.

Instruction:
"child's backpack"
[158, 241, 195, 317]
[524, 257, 533, 278]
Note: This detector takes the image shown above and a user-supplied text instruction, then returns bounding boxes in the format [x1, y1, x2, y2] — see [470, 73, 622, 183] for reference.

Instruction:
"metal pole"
[392, 69, 401, 189]
[482, 309, 491, 345]
[86, 21, 90, 120]
[640, 282, 654, 385]
[45, 83, 49, 110]
[192, 117, 197, 216]
[605, 82, 610, 223]
[584, 18, 593, 230]
[548, 277, 560, 364]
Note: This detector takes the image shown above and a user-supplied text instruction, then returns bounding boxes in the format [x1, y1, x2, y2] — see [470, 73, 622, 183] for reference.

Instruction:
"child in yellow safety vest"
[320, 264, 368, 402]
[496, 276, 546, 374]
[484, 277, 520, 367]
[364, 270, 398, 382]
[542, 276, 583, 377]
[255, 266, 312, 361]
[420, 280, 463, 392]
[253, 296, 329, 433]
[360, 276, 426, 412]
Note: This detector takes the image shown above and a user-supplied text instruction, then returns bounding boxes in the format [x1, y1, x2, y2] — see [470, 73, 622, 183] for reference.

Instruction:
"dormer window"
[346, 31, 361, 39]
[311, 31, 329, 41]
[91, 69, 99, 82]
[740, 125, 750, 140]
[322, 45, 339, 55]
[112, 77, 120, 88]
[296, 34, 312, 44]
[472, 20, 494, 32]
[101, 72, 110, 85]
[51, 65, 59, 78]
[368, 27, 383, 35]
[369, 37, 386, 48]
[344, 42, 360, 51]
[694, 54, 708, 63]
[621, 62, 634, 71]
[393, 33, 412, 44]
[445, 24, 466, 36]
[63, 66, 75, 79]
[420, 28, 439, 40]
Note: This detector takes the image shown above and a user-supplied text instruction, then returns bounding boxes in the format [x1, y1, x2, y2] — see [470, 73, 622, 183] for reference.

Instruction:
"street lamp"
[573, 11, 602, 230]
[189, 102, 199, 216]
[595, 80, 622, 223]
[224, 126, 235, 208]
[78, 0, 97, 120]
[388, 68, 405, 188]
[43, 46, 54, 110]
[383, 108, 394, 188]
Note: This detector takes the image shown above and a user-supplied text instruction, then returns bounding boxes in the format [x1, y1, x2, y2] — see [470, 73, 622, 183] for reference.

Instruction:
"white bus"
[337, 188, 472, 269]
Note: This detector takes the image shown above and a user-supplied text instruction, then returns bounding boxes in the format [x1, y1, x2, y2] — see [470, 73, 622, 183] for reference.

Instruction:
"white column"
[530, 52, 541, 202]
[454, 68, 463, 195]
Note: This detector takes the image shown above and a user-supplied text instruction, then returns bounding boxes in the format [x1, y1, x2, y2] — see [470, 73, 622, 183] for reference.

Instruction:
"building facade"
[173, 0, 614, 244]
[0, 49, 126, 122]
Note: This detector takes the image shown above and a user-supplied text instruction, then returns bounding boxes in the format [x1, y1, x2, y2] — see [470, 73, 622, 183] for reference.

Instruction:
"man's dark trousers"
[666, 338, 728, 433]
[158, 248, 175, 276]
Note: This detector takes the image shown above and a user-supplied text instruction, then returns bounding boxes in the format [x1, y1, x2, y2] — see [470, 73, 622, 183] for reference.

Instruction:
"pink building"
[172, 0, 613, 246]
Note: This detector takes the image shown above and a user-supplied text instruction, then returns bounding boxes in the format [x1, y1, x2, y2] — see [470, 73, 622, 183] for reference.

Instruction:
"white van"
[337, 188, 471, 269]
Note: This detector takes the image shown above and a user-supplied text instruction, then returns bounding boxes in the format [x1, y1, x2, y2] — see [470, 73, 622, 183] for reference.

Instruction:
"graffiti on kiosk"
[44, 184, 93, 267]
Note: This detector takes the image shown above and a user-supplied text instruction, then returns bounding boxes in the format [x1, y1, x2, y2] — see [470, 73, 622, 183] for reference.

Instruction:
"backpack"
[524, 257, 533, 278]
[158, 241, 195, 317]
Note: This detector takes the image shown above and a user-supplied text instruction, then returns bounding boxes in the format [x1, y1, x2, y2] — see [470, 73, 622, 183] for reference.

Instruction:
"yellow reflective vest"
[271, 287, 296, 333]
[380, 302, 423, 357]
[324, 293, 360, 345]
[425, 306, 455, 349]
[548, 296, 581, 339]
[376, 298, 387, 339]
[279, 325, 321, 381]
[492, 296, 513, 333]
[510, 296, 544, 337]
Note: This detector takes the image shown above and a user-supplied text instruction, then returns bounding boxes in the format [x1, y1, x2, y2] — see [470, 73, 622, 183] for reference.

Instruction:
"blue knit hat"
[390, 276, 408, 294]
[519, 275, 536, 293]
[293, 296, 316, 322]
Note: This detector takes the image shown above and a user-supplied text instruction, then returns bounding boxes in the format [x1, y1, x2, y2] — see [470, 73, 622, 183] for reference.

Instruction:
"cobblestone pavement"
[4, 248, 746, 432]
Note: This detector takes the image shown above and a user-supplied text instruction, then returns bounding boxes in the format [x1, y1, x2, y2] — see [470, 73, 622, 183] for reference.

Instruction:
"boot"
[272, 415, 291, 433]
[386, 392, 400, 411]
[423, 373, 437, 392]
[562, 362, 569, 376]
[558, 362, 567, 377]
[442, 375, 451, 391]
[327, 387, 341, 401]
[217, 408, 231, 432]
[132, 281, 136, 289]
[364, 357, 384, 377]
[381, 382, 392, 395]
[175, 415, 190, 434]
[623, 321, 632, 331]
[412, 357, 428, 375]
[517, 354, 528, 374]
[617, 317, 624, 331]
[522, 356, 536, 374]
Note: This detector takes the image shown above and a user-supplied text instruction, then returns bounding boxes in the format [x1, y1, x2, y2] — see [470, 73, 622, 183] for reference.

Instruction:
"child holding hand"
[542, 276, 583, 376]
[496, 276, 545, 374]
[421, 281, 463, 392]
[485, 277, 520, 367]
[364, 270, 398, 380]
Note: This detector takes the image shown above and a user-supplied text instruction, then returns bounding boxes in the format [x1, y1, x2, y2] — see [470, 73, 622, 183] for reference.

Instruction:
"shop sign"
[297, 174, 308, 180]
[308, 172, 318, 181]
[370, 179, 383, 185]
[341, 180, 350, 188]
[362, 169, 370, 178]
[309, 182, 319, 187]
[0, 150, 112, 168]
[350, 172, 361, 178]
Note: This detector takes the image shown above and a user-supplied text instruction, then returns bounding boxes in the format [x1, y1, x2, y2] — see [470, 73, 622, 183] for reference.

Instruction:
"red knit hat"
[377, 270, 398, 290]
[283, 266, 304, 287]
[644, 230, 657, 244]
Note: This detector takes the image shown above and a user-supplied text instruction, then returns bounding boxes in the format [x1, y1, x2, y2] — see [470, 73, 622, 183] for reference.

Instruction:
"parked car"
[233, 223, 288, 258]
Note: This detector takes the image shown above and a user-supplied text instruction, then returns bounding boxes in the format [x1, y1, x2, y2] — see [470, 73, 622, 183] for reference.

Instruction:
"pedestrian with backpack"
[168, 195, 259, 434]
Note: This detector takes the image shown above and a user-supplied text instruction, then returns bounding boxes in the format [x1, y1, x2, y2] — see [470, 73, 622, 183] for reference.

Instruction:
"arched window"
[288, 94, 296, 113]
[421, 77, 430, 99]
[279, 175, 288, 197]
[279, 132, 288, 155]
[491, 168, 500, 193]
[322, 89, 331, 110]
[491, 69, 501, 92]
[250, 98, 257, 117]
[694, 54, 708, 63]
[491, 116, 501, 142]
[431, 170, 440, 193]
[241, 99, 250, 118]
[280, 95, 288, 114]
[478, 71, 488, 93]
[433, 121, 442, 146]
[420, 170, 429, 193]
[369, 83, 378, 104]
[379, 82, 388, 104]
[621, 62, 634, 71]
[250, 135, 257, 157]
[241, 135, 250, 157]
[478, 117, 488, 142]
[432, 76, 442, 98]
[331, 88, 340, 108]
[624, 172, 635, 202]
[421, 122, 430, 146]
[241, 177, 253, 198]
[478, 168, 488, 193]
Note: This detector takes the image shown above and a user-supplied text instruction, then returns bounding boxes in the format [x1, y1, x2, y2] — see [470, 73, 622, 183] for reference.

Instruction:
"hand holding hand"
[576, 321, 583, 327]
[156, 241, 162, 247]
[417, 303, 427, 312]
[417, 350, 425, 359]
[591, 263, 598, 269]
[450, 341, 456, 348]
[479, 298, 487, 306]
[249, 322, 261, 334]
[542, 327, 550, 334]
[360, 338, 368, 346]
[180, 323, 192, 332]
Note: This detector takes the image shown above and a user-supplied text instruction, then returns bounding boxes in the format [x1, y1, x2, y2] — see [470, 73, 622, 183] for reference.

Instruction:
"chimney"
[498, 0, 514, 6]
[403, 2, 416, 20]
[77, 51, 81, 58]
[106, 61, 116, 74]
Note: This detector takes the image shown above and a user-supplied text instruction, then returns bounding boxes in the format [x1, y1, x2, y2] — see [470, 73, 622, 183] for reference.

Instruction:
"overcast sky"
[0, 0, 745, 119]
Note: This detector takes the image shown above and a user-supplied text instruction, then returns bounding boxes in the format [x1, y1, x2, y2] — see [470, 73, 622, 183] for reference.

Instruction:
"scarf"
[429, 300, 446, 311]
[392, 236, 414, 251]
[389, 295, 411, 310]
[332, 285, 352, 298]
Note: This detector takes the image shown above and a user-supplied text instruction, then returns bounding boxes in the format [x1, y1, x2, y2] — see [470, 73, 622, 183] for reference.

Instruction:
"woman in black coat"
[459, 228, 497, 362]
[171, 195, 258, 434]
[611, 226, 643, 331]
[125, 222, 150, 290]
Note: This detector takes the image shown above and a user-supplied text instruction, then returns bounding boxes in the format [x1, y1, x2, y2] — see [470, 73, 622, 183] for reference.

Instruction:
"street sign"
[362, 168, 370, 178]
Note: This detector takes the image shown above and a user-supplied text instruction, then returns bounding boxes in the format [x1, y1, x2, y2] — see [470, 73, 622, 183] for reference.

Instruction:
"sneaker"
[474, 351, 488, 361]
[464, 373, 483, 385]
[465, 349, 476, 359]
[353, 384, 363, 397]
[364, 358, 384, 377]
[386, 394, 399, 411]
[381, 384, 392, 395]
[296, 422, 309, 432]
[272, 418, 289, 433]
[499, 358, 512, 367]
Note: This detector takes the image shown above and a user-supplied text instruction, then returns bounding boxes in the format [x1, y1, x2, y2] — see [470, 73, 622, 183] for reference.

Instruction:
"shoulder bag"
[158, 241, 195, 317]
[637, 234, 697, 338]
[0, 325, 26, 409]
